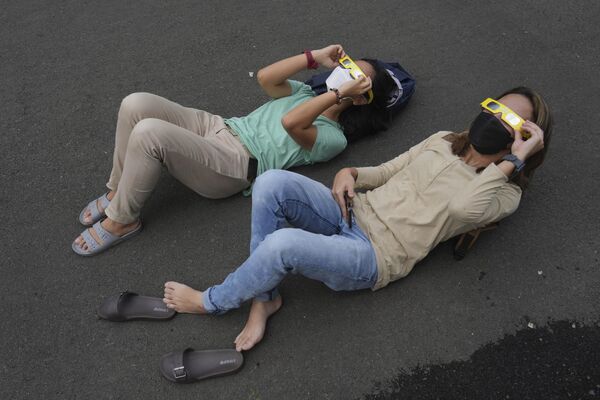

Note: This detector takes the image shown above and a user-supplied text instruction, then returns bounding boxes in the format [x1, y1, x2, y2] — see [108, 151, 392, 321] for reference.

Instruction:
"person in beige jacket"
[162, 87, 553, 352]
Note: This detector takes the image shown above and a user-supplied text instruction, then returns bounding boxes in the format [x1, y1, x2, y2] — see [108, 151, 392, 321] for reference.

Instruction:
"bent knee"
[120, 92, 158, 117]
[253, 170, 294, 199]
[128, 118, 169, 150]
[255, 170, 291, 187]
[261, 228, 298, 252]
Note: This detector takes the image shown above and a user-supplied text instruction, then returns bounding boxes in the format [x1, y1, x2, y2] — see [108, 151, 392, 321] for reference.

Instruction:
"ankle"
[103, 218, 137, 234]
[252, 296, 282, 313]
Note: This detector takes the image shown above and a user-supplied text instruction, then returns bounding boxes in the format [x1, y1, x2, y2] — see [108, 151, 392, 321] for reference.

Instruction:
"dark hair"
[337, 58, 397, 143]
[444, 86, 553, 190]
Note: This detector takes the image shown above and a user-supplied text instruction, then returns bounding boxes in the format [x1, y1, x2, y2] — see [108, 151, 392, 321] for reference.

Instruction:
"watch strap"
[502, 154, 525, 178]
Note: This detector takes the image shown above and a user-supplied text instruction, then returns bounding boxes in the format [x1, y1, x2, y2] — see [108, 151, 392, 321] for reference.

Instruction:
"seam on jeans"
[299, 263, 375, 287]
[278, 199, 341, 234]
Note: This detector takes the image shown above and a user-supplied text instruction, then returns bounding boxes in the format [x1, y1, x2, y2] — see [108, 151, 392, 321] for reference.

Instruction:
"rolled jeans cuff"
[254, 288, 280, 302]
[202, 287, 226, 315]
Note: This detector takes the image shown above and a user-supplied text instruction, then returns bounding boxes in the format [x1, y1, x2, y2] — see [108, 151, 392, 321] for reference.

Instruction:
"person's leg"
[164, 225, 378, 350]
[74, 119, 250, 252]
[107, 92, 226, 190]
[82, 92, 223, 224]
[207, 227, 378, 310]
[249, 170, 344, 253]
[249, 169, 343, 295]
[233, 170, 347, 349]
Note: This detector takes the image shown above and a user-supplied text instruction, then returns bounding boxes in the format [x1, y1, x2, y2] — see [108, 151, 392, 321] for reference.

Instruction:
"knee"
[260, 229, 298, 264]
[128, 118, 167, 151]
[253, 170, 294, 201]
[119, 92, 155, 117]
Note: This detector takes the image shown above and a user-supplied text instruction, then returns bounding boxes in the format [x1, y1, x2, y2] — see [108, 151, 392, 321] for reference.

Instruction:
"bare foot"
[234, 296, 282, 352]
[82, 191, 116, 225]
[163, 281, 208, 314]
[73, 217, 140, 251]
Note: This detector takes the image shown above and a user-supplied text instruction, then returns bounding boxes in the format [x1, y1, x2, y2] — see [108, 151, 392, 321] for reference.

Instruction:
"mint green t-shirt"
[225, 80, 347, 182]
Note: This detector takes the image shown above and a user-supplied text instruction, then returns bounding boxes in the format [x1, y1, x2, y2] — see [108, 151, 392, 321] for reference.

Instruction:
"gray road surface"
[2, 1, 599, 399]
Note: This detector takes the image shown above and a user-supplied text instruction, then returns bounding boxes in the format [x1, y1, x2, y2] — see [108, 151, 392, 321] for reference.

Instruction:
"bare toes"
[241, 340, 253, 351]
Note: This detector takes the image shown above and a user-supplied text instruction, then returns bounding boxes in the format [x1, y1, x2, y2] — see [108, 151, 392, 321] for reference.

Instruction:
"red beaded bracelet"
[304, 50, 319, 70]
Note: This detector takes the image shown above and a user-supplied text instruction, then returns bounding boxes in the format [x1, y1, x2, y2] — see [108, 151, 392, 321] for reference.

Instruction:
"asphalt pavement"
[2, 1, 599, 399]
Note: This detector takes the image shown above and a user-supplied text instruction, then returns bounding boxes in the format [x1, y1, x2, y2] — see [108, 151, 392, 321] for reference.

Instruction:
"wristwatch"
[502, 154, 525, 177]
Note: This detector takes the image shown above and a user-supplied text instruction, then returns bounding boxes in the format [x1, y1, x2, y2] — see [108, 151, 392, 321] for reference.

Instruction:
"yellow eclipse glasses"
[480, 98, 530, 139]
[338, 55, 374, 104]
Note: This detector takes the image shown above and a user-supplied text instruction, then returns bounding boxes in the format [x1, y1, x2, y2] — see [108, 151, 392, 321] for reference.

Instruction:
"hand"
[331, 168, 356, 219]
[338, 75, 372, 99]
[313, 44, 345, 69]
[511, 120, 545, 161]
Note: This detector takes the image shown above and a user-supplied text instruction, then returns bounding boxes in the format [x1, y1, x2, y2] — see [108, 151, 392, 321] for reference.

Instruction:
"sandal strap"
[84, 193, 110, 223]
[87, 200, 101, 221]
[98, 193, 111, 210]
[92, 221, 119, 243]
[172, 348, 194, 382]
[81, 228, 101, 251]
[105, 291, 137, 321]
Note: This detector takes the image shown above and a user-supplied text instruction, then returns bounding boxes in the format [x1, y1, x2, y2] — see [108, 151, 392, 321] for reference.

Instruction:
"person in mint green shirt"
[226, 79, 347, 186]
[73, 44, 397, 256]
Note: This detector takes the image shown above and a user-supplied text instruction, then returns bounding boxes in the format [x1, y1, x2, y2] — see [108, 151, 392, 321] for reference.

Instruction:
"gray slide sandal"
[78, 193, 110, 226]
[72, 220, 142, 256]
[97, 291, 176, 321]
[160, 348, 244, 383]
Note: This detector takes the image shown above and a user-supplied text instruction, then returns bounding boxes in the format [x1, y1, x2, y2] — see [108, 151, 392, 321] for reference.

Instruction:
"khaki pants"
[105, 92, 252, 224]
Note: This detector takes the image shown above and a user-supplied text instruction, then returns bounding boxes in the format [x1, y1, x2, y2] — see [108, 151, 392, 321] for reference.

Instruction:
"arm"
[448, 120, 545, 224]
[498, 120, 545, 178]
[281, 76, 371, 150]
[330, 132, 446, 217]
[256, 54, 308, 99]
[447, 164, 522, 224]
[354, 132, 447, 190]
[256, 44, 345, 99]
[280, 46, 371, 150]
[331, 167, 359, 220]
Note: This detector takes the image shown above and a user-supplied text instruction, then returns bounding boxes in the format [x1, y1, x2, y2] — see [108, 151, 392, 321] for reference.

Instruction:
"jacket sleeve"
[354, 131, 449, 190]
[448, 163, 522, 225]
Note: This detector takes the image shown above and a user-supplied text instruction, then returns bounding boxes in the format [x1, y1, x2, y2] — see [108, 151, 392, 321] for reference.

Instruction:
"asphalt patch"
[363, 320, 600, 400]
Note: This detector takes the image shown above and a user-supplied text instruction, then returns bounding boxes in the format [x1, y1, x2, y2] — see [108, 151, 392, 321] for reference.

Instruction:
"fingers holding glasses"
[315, 44, 345, 68]
[514, 121, 545, 160]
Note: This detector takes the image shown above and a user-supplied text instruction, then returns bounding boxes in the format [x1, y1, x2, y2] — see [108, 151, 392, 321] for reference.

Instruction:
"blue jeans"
[202, 170, 379, 314]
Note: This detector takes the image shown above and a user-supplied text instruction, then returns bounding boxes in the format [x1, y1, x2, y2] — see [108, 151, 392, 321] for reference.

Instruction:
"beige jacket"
[353, 131, 522, 290]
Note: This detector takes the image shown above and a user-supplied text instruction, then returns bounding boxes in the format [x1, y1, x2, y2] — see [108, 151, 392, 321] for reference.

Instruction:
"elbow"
[281, 115, 297, 133]
[448, 200, 480, 224]
[281, 116, 313, 150]
[256, 68, 268, 88]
